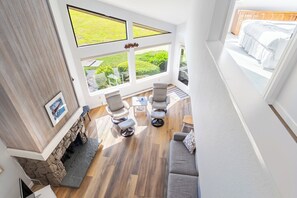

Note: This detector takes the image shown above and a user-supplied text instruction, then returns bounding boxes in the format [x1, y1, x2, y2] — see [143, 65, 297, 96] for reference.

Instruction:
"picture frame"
[45, 92, 68, 126]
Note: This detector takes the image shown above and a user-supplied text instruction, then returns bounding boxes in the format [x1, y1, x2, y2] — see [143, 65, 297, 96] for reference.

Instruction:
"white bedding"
[238, 20, 296, 69]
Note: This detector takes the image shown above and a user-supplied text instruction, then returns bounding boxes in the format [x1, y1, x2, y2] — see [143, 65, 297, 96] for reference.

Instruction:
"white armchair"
[149, 83, 170, 112]
[105, 90, 130, 124]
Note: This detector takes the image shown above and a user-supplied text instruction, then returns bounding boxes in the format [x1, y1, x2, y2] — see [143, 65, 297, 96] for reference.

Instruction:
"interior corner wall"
[186, 0, 280, 197]
[235, 0, 297, 12]
[0, 139, 31, 198]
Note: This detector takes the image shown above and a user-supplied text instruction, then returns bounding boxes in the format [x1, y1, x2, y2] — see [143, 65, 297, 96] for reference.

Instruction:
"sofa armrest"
[173, 132, 188, 141]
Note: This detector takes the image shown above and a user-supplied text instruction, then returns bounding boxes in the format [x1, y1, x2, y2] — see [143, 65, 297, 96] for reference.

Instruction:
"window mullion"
[128, 48, 136, 85]
[126, 21, 136, 85]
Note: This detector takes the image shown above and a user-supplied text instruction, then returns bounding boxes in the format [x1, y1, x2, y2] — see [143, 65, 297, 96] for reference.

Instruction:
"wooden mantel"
[0, 0, 79, 155]
[7, 108, 82, 161]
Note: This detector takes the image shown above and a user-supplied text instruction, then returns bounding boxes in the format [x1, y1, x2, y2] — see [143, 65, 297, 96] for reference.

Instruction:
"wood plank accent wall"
[0, 0, 79, 152]
[231, 10, 297, 35]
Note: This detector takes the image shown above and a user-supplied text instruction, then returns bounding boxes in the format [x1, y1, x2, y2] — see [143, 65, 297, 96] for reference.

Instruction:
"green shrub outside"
[95, 65, 113, 77]
[136, 50, 168, 71]
[118, 61, 160, 76]
[83, 50, 167, 81]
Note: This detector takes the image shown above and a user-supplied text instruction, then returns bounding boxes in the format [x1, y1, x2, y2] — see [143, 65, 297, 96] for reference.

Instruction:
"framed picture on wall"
[45, 92, 68, 126]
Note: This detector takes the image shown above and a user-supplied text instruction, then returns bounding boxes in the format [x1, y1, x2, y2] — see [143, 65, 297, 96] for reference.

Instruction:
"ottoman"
[151, 111, 165, 127]
[118, 118, 135, 137]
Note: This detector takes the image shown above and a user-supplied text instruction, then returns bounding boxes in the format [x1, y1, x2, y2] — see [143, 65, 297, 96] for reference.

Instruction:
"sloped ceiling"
[98, 0, 193, 25]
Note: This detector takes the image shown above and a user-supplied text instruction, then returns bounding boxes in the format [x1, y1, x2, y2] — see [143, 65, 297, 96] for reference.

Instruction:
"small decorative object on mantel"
[124, 42, 139, 49]
[45, 92, 68, 127]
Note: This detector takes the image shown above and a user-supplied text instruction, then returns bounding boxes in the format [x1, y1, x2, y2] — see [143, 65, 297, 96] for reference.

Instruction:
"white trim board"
[273, 101, 297, 137]
[7, 107, 83, 161]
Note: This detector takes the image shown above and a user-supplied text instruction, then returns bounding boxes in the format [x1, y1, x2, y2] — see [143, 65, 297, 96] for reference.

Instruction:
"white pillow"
[183, 130, 196, 154]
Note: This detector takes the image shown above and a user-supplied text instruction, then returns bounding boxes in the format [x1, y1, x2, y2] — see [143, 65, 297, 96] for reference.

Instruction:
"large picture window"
[135, 45, 170, 80]
[68, 6, 127, 47]
[82, 52, 129, 93]
[65, 4, 173, 94]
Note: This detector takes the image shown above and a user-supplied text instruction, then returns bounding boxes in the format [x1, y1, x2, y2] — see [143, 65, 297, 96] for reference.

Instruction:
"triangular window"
[133, 23, 170, 38]
[68, 6, 127, 47]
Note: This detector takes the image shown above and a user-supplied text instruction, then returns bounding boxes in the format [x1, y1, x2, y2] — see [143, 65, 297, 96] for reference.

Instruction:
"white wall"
[208, 0, 233, 41]
[0, 139, 31, 198]
[236, 0, 297, 11]
[186, 0, 285, 197]
[274, 62, 297, 136]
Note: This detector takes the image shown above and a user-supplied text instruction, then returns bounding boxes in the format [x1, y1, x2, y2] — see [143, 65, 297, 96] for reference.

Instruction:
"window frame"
[178, 46, 189, 86]
[67, 5, 128, 48]
[56, 1, 175, 98]
[134, 44, 171, 81]
[132, 22, 171, 39]
[81, 51, 131, 94]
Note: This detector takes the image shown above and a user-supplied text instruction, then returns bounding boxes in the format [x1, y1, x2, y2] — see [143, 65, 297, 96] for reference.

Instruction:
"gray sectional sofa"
[167, 132, 199, 198]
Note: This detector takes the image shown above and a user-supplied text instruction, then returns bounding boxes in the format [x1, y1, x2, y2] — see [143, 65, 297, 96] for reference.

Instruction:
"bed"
[238, 20, 296, 69]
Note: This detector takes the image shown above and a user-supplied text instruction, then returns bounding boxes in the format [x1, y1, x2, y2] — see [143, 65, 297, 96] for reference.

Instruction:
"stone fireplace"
[17, 117, 89, 186]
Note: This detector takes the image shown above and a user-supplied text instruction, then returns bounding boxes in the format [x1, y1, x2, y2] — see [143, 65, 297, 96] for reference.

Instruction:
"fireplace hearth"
[17, 117, 98, 187]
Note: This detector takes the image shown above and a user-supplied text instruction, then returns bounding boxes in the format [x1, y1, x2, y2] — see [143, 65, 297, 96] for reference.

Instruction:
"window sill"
[135, 72, 169, 84]
[88, 82, 131, 96]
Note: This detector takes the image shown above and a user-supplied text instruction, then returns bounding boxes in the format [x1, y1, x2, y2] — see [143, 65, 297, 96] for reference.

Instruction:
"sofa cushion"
[169, 140, 198, 176]
[167, 173, 198, 198]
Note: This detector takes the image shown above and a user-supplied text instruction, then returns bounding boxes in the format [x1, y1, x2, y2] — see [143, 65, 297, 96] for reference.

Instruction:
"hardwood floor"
[53, 91, 191, 198]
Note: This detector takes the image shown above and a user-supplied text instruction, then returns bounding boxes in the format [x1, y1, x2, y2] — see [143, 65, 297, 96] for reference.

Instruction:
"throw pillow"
[183, 130, 196, 154]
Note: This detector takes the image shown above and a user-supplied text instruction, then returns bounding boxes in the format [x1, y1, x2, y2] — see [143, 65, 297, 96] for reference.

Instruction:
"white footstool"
[151, 111, 165, 127]
[118, 119, 135, 137]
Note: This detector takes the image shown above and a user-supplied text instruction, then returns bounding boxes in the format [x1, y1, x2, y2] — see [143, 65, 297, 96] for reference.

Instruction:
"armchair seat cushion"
[167, 173, 198, 198]
[152, 101, 167, 110]
[169, 140, 198, 176]
[111, 108, 129, 119]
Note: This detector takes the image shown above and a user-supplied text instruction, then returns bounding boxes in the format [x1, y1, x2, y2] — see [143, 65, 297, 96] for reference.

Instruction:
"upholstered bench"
[118, 119, 135, 137]
[151, 111, 166, 127]
[167, 132, 199, 198]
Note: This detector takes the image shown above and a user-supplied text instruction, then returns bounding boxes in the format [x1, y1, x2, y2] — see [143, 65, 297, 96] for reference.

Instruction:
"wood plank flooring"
[53, 91, 191, 198]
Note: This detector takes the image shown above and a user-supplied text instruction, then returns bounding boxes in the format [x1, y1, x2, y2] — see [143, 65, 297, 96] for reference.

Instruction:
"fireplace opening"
[61, 135, 83, 164]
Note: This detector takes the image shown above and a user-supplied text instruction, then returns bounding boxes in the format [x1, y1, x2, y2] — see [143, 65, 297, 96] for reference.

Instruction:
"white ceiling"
[98, 0, 193, 25]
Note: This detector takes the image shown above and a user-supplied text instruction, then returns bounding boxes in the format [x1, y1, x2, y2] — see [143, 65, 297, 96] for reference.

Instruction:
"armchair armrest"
[105, 106, 113, 116]
[166, 96, 170, 105]
[123, 100, 130, 109]
[148, 95, 153, 104]
[173, 132, 188, 141]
